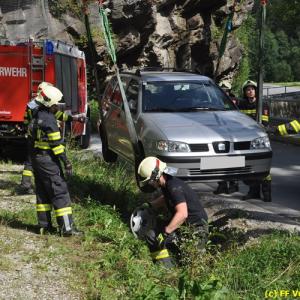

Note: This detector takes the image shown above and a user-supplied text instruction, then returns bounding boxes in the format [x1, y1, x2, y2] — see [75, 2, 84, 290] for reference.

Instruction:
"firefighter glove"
[65, 161, 73, 178]
[156, 232, 175, 249]
[77, 116, 86, 123]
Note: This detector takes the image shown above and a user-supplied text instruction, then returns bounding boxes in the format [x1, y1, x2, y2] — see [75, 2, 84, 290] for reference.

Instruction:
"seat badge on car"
[218, 143, 226, 151]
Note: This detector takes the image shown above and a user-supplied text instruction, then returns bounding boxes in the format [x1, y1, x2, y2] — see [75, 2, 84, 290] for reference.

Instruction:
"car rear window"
[142, 81, 236, 112]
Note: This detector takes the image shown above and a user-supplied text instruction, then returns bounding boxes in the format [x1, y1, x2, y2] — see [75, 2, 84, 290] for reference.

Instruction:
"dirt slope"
[0, 163, 84, 300]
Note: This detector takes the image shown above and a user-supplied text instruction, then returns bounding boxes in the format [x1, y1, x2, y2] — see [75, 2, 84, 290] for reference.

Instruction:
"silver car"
[99, 71, 272, 190]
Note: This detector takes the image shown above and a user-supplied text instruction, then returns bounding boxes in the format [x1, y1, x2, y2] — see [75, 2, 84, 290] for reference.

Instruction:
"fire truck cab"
[0, 39, 90, 148]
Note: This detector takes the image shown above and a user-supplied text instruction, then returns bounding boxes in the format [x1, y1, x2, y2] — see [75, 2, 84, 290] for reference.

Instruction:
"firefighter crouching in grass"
[20, 81, 85, 194]
[137, 157, 208, 267]
[30, 85, 82, 236]
[238, 80, 272, 202]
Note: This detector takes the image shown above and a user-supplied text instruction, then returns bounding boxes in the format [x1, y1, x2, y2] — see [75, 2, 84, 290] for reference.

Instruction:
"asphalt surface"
[90, 133, 300, 215]
[263, 83, 300, 96]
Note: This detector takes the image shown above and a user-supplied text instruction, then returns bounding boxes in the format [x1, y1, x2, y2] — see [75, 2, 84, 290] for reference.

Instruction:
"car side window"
[111, 77, 129, 107]
[126, 79, 139, 113]
[102, 77, 117, 111]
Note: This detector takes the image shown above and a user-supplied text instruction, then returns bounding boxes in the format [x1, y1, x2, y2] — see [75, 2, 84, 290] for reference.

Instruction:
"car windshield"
[142, 81, 236, 112]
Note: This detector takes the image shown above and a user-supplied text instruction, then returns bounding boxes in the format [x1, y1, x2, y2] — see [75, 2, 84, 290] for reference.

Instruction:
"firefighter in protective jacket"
[276, 119, 300, 136]
[20, 82, 85, 194]
[30, 85, 82, 236]
[137, 157, 208, 267]
[238, 80, 272, 202]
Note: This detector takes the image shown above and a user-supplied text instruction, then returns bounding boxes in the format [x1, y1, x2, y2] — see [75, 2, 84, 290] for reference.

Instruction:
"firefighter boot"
[242, 185, 260, 200]
[19, 170, 34, 194]
[262, 180, 272, 202]
[40, 225, 57, 235]
[150, 248, 174, 268]
[228, 181, 239, 194]
[213, 182, 229, 195]
[57, 215, 83, 237]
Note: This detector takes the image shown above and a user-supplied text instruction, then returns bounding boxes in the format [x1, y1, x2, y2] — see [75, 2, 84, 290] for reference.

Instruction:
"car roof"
[121, 71, 212, 82]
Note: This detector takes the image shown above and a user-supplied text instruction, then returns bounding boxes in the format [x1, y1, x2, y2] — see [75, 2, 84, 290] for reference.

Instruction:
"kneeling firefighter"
[135, 157, 208, 267]
[29, 85, 82, 236]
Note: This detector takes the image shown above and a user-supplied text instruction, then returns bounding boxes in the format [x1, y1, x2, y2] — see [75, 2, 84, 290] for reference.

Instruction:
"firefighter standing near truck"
[20, 82, 85, 194]
[30, 85, 82, 236]
[137, 157, 208, 267]
[238, 80, 272, 202]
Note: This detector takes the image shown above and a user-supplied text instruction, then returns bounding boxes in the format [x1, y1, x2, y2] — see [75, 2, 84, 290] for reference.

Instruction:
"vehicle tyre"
[134, 151, 156, 193]
[100, 126, 118, 162]
[80, 120, 91, 149]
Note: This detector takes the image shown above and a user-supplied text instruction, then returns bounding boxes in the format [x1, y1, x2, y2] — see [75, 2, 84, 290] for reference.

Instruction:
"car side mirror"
[128, 99, 137, 113]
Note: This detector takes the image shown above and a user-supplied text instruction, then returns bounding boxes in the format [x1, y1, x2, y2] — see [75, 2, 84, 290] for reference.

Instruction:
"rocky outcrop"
[0, 0, 254, 86]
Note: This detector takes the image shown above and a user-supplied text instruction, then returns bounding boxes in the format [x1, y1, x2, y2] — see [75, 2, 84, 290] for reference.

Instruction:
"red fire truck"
[0, 39, 90, 148]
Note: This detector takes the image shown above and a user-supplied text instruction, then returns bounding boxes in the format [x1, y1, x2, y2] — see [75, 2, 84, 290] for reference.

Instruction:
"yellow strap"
[63, 113, 69, 122]
[34, 141, 51, 150]
[151, 249, 170, 260]
[55, 111, 63, 119]
[55, 207, 72, 217]
[290, 120, 300, 133]
[262, 115, 269, 122]
[240, 109, 256, 115]
[22, 170, 33, 177]
[48, 131, 61, 141]
[36, 203, 52, 212]
[278, 124, 288, 136]
[264, 174, 272, 181]
[52, 144, 65, 155]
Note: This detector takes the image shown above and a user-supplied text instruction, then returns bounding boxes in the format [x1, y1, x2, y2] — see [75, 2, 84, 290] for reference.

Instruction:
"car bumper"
[157, 151, 272, 182]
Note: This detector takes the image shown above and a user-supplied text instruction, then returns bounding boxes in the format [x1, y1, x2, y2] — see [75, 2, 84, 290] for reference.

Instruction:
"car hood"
[141, 111, 265, 143]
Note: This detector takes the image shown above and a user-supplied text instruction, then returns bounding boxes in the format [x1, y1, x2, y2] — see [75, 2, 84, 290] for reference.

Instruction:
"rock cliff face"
[0, 0, 254, 86]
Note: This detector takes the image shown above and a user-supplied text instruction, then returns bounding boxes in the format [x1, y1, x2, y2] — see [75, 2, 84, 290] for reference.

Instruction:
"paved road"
[90, 134, 300, 214]
[190, 141, 300, 213]
[263, 83, 300, 96]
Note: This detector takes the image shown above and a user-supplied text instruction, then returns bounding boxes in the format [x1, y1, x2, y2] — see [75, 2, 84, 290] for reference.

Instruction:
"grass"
[0, 151, 300, 299]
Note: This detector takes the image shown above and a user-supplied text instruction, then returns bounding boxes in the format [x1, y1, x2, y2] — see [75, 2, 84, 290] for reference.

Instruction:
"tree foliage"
[247, 0, 300, 82]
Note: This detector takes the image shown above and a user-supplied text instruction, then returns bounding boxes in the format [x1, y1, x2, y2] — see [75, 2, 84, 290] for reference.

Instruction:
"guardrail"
[263, 91, 300, 121]
[263, 86, 300, 98]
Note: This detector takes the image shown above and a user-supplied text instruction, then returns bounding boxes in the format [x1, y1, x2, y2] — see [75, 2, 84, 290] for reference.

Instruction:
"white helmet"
[37, 81, 53, 94]
[138, 157, 167, 185]
[35, 85, 63, 108]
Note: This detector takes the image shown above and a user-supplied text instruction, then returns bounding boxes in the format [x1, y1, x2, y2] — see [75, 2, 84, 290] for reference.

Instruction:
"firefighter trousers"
[32, 152, 73, 231]
[145, 222, 208, 268]
[20, 138, 34, 189]
[244, 174, 272, 202]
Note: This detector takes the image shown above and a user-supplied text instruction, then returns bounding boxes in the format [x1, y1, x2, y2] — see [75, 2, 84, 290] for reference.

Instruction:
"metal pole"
[257, 0, 267, 124]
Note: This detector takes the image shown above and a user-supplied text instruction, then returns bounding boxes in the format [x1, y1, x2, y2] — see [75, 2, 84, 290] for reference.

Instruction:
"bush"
[89, 100, 99, 133]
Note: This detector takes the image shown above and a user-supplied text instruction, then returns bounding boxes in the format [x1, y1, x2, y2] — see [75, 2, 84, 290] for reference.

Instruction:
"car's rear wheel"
[134, 146, 155, 193]
[100, 126, 118, 163]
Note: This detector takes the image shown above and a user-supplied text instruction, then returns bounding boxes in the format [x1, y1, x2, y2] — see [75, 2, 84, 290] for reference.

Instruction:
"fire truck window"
[55, 55, 63, 101]
[70, 58, 78, 113]
[55, 55, 79, 113]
